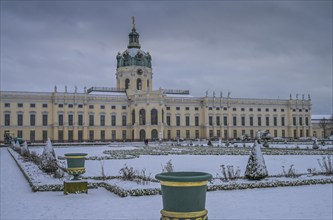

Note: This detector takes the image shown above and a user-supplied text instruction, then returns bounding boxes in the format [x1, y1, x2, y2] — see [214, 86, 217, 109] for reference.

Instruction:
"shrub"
[162, 159, 174, 172]
[282, 165, 299, 178]
[317, 156, 333, 175]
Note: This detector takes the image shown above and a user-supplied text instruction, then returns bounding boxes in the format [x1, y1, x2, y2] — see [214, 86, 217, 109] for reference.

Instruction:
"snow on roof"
[89, 92, 127, 97]
[166, 94, 194, 98]
[312, 115, 332, 120]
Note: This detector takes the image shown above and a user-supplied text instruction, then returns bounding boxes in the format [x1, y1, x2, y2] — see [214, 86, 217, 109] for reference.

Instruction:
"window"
[176, 116, 180, 126]
[273, 109, 277, 112]
[176, 130, 181, 138]
[42, 114, 48, 126]
[305, 117, 309, 126]
[89, 130, 94, 141]
[125, 79, 130, 89]
[5, 114, 10, 126]
[209, 107, 213, 110]
[30, 103, 36, 108]
[30, 130, 35, 143]
[30, 114, 36, 126]
[185, 107, 190, 111]
[282, 130, 285, 138]
[217, 130, 221, 137]
[42, 130, 47, 142]
[78, 115, 83, 126]
[195, 116, 199, 126]
[78, 104, 83, 108]
[122, 130, 126, 140]
[195, 130, 199, 139]
[266, 117, 270, 126]
[137, 78, 142, 90]
[100, 115, 105, 126]
[216, 107, 220, 111]
[274, 117, 277, 126]
[101, 131, 105, 142]
[112, 130, 116, 141]
[176, 107, 180, 110]
[293, 117, 296, 126]
[265, 108, 269, 112]
[18, 103, 23, 108]
[139, 109, 146, 125]
[186, 130, 190, 139]
[89, 115, 94, 126]
[249, 108, 253, 112]
[223, 107, 227, 111]
[209, 116, 213, 126]
[223, 116, 228, 126]
[195, 107, 199, 111]
[216, 116, 220, 126]
[78, 130, 83, 142]
[42, 104, 48, 108]
[233, 116, 237, 126]
[5, 103, 10, 107]
[17, 114, 23, 126]
[68, 115, 73, 126]
[257, 108, 261, 112]
[241, 116, 245, 126]
[68, 104, 73, 108]
[111, 105, 116, 109]
[58, 104, 63, 108]
[112, 115, 116, 126]
[209, 130, 213, 138]
[68, 130, 73, 142]
[250, 116, 254, 126]
[258, 116, 262, 126]
[58, 114, 63, 126]
[281, 108, 285, 112]
[233, 130, 237, 139]
[293, 109, 296, 112]
[184, 116, 189, 126]
[241, 108, 245, 112]
[281, 117, 285, 126]
[122, 115, 127, 126]
[299, 117, 303, 126]
[167, 116, 171, 126]
[89, 105, 94, 109]
[100, 105, 105, 109]
[299, 109, 302, 112]
[151, 109, 158, 125]
[122, 106, 126, 110]
[224, 130, 228, 139]
[166, 107, 170, 110]
[232, 108, 237, 111]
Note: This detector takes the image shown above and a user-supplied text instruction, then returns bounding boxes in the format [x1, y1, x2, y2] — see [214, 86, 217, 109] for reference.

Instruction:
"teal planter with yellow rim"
[155, 171, 212, 220]
[64, 153, 87, 180]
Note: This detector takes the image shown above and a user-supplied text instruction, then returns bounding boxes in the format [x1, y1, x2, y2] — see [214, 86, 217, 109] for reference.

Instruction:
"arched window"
[151, 109, 158, 125]
[140, 129, 146, 141]
[151, 129, 158, 140]
[125, 79, 130, 89]
[137, 79, 142, 90]
[139, 109, 146, 125]
[132, 109, 135, 125]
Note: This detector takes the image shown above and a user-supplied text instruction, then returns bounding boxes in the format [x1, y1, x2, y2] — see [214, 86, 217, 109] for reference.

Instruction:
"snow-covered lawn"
[1, 144, 333, 219]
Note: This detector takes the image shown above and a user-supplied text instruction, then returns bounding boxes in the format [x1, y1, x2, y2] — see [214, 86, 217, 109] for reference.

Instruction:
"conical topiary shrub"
[245, 140, 268, 180]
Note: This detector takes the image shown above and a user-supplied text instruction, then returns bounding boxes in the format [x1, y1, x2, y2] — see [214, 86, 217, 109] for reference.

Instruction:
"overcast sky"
[1, 1, 332, 115]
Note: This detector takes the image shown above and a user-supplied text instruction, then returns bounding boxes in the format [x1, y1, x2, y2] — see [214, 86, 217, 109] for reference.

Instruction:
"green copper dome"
[116, 17, 152, 68]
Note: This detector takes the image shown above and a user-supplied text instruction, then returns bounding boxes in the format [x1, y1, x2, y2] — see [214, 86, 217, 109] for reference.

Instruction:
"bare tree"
[319, 116, 333, 138]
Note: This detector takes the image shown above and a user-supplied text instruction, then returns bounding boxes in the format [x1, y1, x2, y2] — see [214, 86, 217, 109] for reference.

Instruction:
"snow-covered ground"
[1, 145, 333, 219]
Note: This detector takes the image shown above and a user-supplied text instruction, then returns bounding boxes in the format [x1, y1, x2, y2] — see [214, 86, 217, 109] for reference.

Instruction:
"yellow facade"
[0, 20, 313, 143]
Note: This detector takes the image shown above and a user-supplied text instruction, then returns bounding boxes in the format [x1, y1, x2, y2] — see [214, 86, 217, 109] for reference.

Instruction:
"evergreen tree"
[245, 140, 268, 180]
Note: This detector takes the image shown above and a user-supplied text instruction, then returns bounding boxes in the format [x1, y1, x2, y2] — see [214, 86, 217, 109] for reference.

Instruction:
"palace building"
[0, 18, 312, 143]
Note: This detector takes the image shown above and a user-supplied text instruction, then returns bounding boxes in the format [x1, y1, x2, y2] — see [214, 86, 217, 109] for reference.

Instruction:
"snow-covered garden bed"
[7, 141, 333, 197]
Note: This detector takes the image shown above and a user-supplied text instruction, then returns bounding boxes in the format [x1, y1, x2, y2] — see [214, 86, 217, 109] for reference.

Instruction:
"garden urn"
[64, 153, 87, 180]
[155, 171, 212, 220]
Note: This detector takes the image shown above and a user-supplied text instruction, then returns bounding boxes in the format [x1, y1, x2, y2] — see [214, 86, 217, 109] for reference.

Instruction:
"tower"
[116, 17, 153, 92]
